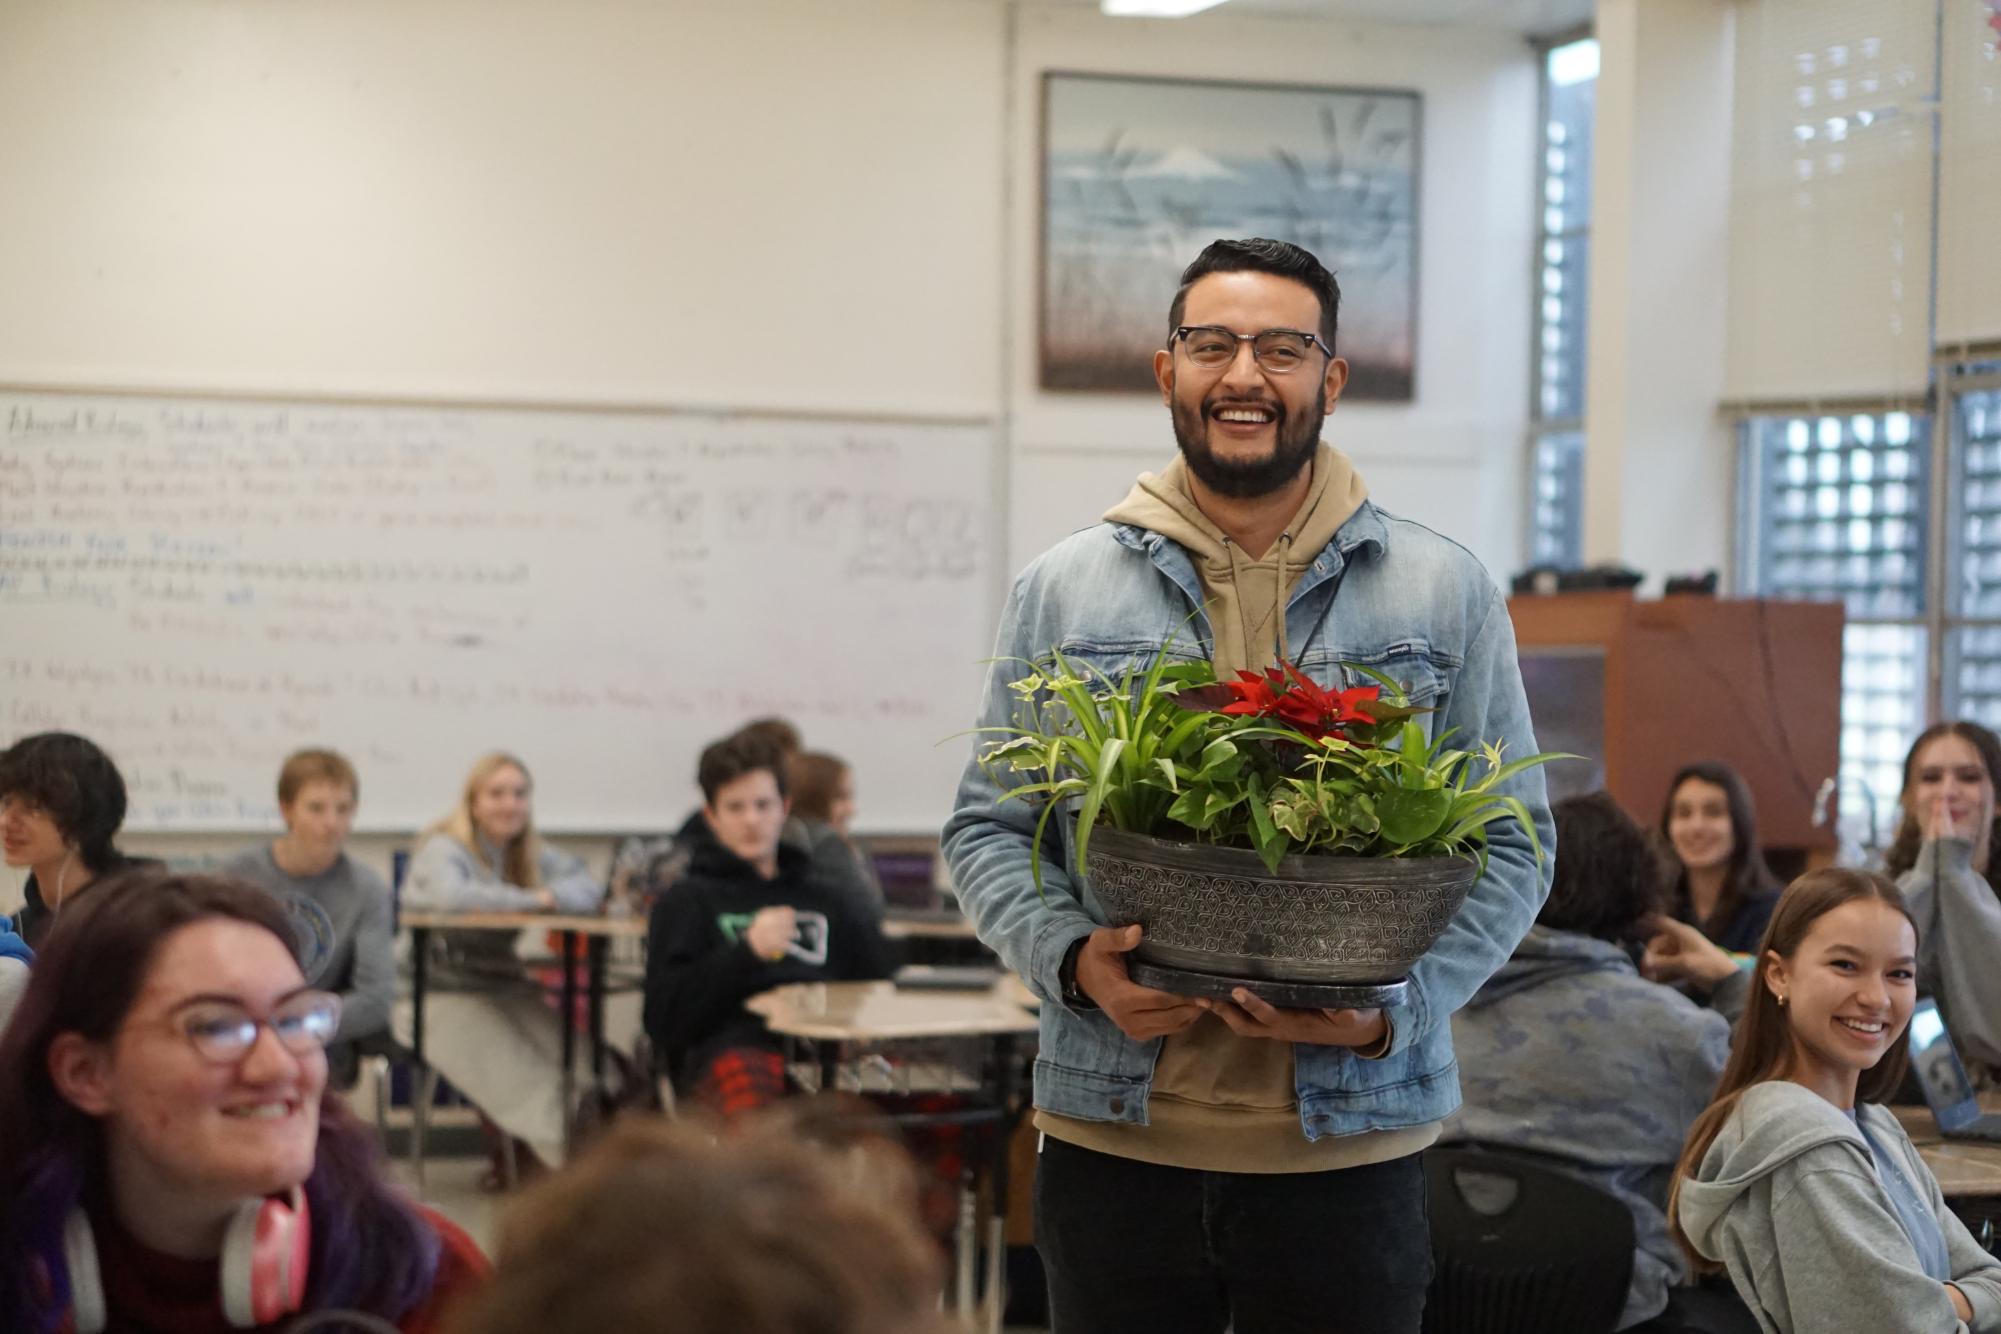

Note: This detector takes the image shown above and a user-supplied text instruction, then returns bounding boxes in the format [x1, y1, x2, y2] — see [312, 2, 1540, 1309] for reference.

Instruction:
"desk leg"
[588, 934, 608, 1098]
[560, 930, 578, 1151]
[817, 1041, 840, 1098]
[984, 1035, 1020, 1334]
[410, 927, 430, 1188]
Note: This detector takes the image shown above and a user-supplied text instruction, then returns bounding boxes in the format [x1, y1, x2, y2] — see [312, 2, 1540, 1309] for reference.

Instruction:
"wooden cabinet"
[1507, 591, 1844, 853]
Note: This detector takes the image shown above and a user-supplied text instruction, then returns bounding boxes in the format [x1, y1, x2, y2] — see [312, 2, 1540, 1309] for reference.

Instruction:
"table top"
[746, 979, 1039, 1041]
[1892, 1098, 2001, 1198]
[882, 915, 982, 940]
[400, 911, 648, 936]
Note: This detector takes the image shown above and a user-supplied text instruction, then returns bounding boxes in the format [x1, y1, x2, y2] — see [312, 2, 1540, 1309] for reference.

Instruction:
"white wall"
[1004, 4, 1539, 582]
[0, 0, 1539, 869]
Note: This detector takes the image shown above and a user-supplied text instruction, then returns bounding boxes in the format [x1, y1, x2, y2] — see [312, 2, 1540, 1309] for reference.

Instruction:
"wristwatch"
[1058, 937, 1097, 1010]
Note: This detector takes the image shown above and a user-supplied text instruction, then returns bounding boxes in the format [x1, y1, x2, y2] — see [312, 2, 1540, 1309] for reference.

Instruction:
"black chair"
[1423, 1145, 1636, 1334]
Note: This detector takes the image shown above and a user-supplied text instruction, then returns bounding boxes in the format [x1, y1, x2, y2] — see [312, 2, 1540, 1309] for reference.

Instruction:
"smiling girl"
[1670, 869, 2001, 1333]
[1884, 722, 2001, 1075]
[0, 872, 484, 1333]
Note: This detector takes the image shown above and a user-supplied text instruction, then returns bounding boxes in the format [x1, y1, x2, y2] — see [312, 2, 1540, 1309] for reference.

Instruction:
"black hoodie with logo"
[642, 833, 896, 1084]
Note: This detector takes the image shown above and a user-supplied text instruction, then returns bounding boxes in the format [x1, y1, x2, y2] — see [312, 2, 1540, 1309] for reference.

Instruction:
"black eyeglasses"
[1171, 325, 1333, 374]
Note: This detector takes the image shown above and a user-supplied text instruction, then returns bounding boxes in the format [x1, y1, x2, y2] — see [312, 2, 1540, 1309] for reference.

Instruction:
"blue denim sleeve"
[1388, 585, 1554, 1057]
[941, 570, 1100, 1007]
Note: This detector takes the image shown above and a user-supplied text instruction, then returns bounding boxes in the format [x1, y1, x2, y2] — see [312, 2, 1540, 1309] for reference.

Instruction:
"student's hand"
[532, 888, 558, 912]
[1642, 915, 1739, 987]
[745, 906, 798, 961]
[1073, 925, 1208, 1041]
[1210, 988, 1389, 1049]
[1947, 1281, 1973, 1323]
[1928, 799, 1972, 846]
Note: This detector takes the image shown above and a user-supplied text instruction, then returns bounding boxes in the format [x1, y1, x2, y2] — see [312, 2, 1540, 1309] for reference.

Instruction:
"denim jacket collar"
[1108, 499, 1392, 622]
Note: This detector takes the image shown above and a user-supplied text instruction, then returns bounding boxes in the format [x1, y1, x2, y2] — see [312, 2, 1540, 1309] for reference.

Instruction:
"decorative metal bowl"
[1082, 825, 1479, 988]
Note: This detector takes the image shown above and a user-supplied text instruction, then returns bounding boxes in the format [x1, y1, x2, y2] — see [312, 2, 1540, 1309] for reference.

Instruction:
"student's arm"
[1764, 1151, 1981, 1333]
[642, 890, 764, 1066]
[1917, 1130, 2001, 1331]
[535, 842, 604, 915]
[335, 870, 396, 1043]
[1383, 584, 1554, 1057]
[401, 835, 545, 914]
[831, 898, 899, 982]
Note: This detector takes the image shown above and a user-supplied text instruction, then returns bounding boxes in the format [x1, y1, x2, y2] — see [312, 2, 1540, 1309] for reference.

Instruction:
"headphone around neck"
[64, 1185, 311, 1332]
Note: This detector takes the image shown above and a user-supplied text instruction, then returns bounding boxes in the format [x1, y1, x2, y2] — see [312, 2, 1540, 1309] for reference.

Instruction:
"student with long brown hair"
[1884, 721, 2001, 1074]
[1669, 870, 2001, 1333]
[1643, 762, 1784, 1007]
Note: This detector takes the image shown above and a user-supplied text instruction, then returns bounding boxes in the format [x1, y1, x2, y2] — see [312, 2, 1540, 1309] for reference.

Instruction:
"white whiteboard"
[0, 389, 997, 834]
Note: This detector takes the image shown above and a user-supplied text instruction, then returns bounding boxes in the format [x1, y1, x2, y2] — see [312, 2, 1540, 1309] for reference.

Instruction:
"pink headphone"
[64, 1186, 312, 1332]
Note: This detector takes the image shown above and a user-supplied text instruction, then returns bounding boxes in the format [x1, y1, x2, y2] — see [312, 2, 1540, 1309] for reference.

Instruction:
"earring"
[1778, 993, 1789, 1008]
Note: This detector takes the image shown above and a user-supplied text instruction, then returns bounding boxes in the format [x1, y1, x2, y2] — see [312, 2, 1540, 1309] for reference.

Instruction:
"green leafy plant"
[976, 652, 1569, 892]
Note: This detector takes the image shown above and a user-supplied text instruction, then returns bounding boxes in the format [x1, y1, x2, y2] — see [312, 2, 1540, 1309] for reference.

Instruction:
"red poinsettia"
[1174, 661, 1382, 742]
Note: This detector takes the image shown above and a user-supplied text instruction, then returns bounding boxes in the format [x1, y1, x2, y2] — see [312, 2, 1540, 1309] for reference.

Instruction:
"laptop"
[1907, 997, 2001, 1142]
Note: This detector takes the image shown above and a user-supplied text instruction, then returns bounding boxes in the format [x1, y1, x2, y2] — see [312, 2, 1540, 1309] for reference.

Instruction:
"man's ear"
[1154, 349, 1175, 406]
[48, 1032, 117, 1117]
[1321, 355, 1350, 417]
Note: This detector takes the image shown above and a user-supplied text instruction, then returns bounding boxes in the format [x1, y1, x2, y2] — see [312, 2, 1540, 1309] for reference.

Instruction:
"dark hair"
[0, 732, 128, 872]
[1668, 868, 1917, 1272]
[1167, 238, 1341, 353]
[699, 733, 789, 805]
[1659, 762, 1778, 938]
[1884, 721, 2001, 896]
[0, 872, 440, 1329]
[787, 752, 851, 825]
[444, 1107, 947, 1334]
[1541, 792, 1662, 943]
[734, 717, 802, 758]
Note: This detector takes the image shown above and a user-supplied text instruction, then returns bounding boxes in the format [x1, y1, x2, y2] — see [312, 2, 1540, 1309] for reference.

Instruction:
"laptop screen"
[1909, 998, 1980, 1121]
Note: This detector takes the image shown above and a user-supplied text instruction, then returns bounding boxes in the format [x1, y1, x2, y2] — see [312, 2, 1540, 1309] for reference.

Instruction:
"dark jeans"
[1035, 1135, 1432, 1334]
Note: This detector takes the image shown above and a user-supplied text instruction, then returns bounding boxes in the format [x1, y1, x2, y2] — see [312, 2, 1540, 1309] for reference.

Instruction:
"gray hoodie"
[1902, 839, 2001, 1072]
[1445, 924, 1732, 1329]
[1678, 1080, 2001, 1333]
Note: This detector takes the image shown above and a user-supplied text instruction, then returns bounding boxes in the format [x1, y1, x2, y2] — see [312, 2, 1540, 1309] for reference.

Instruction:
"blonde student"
[1670, 869, 2001, 1334]
[400, 752, 602, 1171]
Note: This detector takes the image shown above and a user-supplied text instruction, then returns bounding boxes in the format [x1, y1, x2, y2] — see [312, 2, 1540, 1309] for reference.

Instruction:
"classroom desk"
[746, 979, 1038, 1332]
[400, 911, 646, 1170]
[1892, 1098, 2001, 1200]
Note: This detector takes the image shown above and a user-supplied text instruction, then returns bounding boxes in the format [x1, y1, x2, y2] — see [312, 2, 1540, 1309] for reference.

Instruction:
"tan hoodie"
[1036, 443, 1439, 1173]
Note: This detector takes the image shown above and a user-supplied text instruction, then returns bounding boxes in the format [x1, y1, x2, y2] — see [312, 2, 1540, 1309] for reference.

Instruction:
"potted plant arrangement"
[977, 649, 1567, 1008]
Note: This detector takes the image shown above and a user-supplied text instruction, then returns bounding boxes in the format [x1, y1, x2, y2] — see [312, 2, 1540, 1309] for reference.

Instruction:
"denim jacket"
[942, 499, 1554, 1138]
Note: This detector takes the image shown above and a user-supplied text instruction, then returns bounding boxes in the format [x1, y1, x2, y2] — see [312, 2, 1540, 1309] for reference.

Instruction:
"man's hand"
[1074, 925, 1208, 1041]
[1211, 987, 1388, 1049]
[1641, 914, 1739, 987]
[745, 906, 798, 961]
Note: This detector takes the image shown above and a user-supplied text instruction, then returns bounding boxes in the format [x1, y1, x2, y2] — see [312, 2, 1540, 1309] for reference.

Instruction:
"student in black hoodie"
[643, 732, 896, 1116]
[0, 732, 147, 949]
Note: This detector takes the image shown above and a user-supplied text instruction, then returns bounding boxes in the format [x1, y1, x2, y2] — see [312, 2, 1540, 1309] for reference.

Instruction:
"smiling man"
[945, 238, 1554, 1333]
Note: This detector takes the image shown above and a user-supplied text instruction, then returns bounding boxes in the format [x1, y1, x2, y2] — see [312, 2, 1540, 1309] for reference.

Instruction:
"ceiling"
[1022, 0, 1595, 37]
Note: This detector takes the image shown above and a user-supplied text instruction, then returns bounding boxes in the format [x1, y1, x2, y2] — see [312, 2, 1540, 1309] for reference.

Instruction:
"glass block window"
[1528, 36, 1597, 568]
[1946, 374, 2001, 729]
[1530, 430, 1586, 567]
[1743, 411, 1929, 618]
[1741, 408, 1931, 851]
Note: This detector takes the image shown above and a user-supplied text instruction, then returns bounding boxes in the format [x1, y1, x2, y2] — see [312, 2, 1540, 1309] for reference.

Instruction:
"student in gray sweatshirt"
[399, 751, 602, 1169]
[222, 749, 395, 1073]
[1672, 868, 2001, 1334]
[1446, 792, 1733, 1331]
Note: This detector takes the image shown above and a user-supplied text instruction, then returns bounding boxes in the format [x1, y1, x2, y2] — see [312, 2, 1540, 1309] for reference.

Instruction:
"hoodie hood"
[1676, 1080, 1877, 1261]
[1101, 443, 1368, 677]
[1465, 924, 1637, 1009]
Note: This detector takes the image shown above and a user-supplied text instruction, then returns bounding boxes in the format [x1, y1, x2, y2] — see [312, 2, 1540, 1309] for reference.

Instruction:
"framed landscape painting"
[1041, 72, 1421, 399]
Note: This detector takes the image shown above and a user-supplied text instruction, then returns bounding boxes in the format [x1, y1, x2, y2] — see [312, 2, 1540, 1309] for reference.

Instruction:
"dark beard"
[1170, 387, 1323, 500]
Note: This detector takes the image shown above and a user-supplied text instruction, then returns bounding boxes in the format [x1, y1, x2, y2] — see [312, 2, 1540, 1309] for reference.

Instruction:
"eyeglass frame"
[1169, 324, 1336, 373]
[142, 989, 345, 1065]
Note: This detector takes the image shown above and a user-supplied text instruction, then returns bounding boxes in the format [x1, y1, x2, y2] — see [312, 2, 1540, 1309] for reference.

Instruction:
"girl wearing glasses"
[0, 872, 486, 1333]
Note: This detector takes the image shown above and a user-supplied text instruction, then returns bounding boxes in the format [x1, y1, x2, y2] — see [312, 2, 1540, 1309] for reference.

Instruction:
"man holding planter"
[944, 238, 1554, 1333]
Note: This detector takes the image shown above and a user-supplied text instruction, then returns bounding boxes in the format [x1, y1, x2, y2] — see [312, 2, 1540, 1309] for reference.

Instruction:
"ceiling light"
[1102, 0, 1231, 17]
